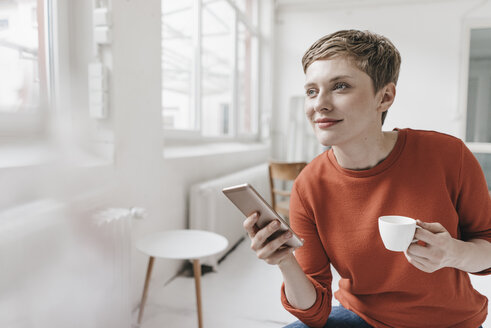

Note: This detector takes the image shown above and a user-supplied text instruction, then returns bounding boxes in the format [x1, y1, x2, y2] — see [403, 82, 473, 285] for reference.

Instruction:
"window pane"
[237, 22, 257, 135]
[0, 0, 41, 112]
[466, 28, 491, 143]
[201, 0, 234, 136]
[474, 153, 491, 189]
[162, 0, 194, 130]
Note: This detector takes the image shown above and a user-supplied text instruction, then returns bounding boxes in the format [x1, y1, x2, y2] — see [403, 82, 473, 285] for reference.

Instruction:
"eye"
[333, 82, 350, 91]
[306, 89, 317, 97]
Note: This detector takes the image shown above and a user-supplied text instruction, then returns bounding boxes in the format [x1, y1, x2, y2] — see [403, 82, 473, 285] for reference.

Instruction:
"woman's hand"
[243, 212, 296, 265]
[244, 212, 317, 309]
[404, 220, 458, 273]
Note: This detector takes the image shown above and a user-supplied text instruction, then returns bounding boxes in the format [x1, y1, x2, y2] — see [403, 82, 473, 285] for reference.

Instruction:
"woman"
[244, 30, 491, 328]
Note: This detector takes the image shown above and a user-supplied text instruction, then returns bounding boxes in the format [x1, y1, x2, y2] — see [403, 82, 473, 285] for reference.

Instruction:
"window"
[237, 20, 258, 135]
[0, 0, 50, 135]
[465, 27, 491, 144]
[162, 0, 259, 140]
[201, 0, 234, 136]
[462, 24, 491, 190]
[161, 0, 194, 131]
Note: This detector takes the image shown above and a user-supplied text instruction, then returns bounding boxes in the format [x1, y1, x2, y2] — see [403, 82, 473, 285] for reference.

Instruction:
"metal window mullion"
[193, 0, 202, 132]
[231, 10, 239, 137]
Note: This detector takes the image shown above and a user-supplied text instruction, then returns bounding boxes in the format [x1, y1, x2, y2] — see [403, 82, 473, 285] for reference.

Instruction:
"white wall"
[272, 0, 491, 160]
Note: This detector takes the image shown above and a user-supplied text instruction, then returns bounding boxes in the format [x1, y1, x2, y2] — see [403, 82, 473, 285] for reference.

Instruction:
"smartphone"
[222, 183, 303, 248]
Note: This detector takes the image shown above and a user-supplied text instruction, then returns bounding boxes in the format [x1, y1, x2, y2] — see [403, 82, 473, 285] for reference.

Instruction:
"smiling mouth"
[314, 119, 343, 128]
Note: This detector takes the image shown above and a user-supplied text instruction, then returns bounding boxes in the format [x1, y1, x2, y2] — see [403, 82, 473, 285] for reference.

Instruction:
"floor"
[134, 239, 490, 328]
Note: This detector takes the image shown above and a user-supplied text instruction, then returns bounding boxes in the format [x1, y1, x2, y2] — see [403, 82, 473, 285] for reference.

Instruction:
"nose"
[313, 91, 333, 113]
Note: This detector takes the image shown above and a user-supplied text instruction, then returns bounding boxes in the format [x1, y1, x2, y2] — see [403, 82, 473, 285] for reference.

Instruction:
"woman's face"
[304, 57, 386, 148]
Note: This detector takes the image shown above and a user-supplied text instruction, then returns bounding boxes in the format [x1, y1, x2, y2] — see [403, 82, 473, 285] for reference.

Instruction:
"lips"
[314, 118, 343, 128]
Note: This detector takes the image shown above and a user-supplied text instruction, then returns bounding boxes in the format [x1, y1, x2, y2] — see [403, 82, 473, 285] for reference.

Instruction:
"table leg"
[193, 259, 203, 328]
[138, 256, 155, 324]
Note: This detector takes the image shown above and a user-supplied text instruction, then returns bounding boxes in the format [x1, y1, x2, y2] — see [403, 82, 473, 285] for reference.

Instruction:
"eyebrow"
[304, 75, 354, 89]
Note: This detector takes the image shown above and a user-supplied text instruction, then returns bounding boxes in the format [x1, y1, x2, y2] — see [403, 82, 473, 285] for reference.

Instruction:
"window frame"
[162, 0, 261, 143]
[459, 18, 491, 154]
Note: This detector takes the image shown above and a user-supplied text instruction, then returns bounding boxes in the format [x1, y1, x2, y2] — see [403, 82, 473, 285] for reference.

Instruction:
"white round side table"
[136, 230, 228, 328]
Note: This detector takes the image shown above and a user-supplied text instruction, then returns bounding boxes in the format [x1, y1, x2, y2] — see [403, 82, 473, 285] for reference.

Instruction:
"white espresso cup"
[378, 215, 418, 252]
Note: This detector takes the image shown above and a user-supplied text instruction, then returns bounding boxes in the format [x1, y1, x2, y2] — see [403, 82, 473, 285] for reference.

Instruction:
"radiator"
[189, 163, 270, 267]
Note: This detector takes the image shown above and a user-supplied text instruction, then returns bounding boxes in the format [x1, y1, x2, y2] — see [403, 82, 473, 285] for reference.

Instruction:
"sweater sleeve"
[456, 141, 491, 275]
[280, 181, 333, 327]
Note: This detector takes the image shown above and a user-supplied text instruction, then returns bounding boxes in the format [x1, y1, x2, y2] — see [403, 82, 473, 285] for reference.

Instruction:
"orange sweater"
[281, 128, 491, 328]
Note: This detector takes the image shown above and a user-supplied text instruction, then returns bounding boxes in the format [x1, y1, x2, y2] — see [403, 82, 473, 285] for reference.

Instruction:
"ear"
[377, 83, 396, 113]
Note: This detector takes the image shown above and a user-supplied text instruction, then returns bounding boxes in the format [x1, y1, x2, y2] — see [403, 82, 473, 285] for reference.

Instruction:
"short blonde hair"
[302, 30, 401, 124]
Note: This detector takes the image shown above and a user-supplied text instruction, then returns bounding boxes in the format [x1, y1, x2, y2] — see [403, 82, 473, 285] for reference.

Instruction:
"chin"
[314, 135, 332, 146]
[314, 130, 338, 147]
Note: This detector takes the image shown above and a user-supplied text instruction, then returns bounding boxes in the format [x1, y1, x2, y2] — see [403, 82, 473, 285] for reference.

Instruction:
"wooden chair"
[268, 161, 307, 222]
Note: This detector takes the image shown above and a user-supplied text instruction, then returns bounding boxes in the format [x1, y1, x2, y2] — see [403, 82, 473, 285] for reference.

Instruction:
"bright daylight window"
[162, 0, 258, 139]
[161, 0, 194, 131]
[237, 19, 258, 135]
[0, 0, 49, 119]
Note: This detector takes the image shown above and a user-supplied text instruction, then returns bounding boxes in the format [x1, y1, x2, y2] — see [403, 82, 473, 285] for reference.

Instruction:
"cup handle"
[411, 225, 422, 243]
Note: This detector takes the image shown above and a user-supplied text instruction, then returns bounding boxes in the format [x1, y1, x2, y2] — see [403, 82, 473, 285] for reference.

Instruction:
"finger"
[416, 220, 446, 233]
[257, 230, 293, 259]
[404, 251, 433, 273]
[406, 243, 431, 259]
[251, 219, 281, 250]
[405, 249, 434, 267]
[243, 212, 260, 238]
[414, 226, 439, 245]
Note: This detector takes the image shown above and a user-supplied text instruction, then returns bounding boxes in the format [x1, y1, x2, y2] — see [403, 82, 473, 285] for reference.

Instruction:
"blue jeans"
[283, 305, 373, 328]
[283, 305, 484, 328]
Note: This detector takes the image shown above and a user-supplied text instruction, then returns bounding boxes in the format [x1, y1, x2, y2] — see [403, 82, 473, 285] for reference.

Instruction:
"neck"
[332, 130, 398, 170]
